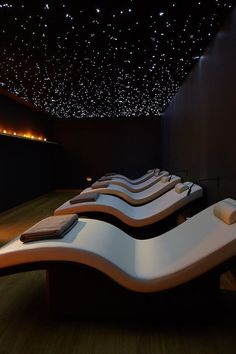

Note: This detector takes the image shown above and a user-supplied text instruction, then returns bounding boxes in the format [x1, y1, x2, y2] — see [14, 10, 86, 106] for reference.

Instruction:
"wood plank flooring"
[0, 190, 79, 243]
[0, 191, 235, 354]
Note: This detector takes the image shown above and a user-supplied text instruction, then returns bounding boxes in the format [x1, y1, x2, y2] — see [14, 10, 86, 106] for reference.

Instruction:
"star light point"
[0, 0, 233, 118]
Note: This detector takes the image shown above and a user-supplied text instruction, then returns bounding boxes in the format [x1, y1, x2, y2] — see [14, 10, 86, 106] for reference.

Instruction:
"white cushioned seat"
[97, 171, 169, 192]
[101, 169, 160, 185]
[1, 198, 236, 292]
[54, 182, 203, 227]
[81, 175, 181, 206]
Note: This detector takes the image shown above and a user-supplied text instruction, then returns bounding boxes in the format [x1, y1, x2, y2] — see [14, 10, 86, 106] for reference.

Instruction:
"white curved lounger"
[1, 199, 236, 293]
[93, 171, 169, 193]
[82, 175, 181, 206]
[54, 182, 203, 228]
[101, 168, 159, 185]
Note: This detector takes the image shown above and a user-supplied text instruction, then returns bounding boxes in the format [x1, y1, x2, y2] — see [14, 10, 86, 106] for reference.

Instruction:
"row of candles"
[1, 128, 47, 141]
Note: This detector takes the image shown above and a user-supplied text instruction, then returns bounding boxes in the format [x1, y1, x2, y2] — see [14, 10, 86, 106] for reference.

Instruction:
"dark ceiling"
[0, 0, 234, 118]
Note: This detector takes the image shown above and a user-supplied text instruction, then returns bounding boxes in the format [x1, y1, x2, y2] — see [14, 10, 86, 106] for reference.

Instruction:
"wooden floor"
[0, 190, 80, 243]
[0, 191, 236, 354]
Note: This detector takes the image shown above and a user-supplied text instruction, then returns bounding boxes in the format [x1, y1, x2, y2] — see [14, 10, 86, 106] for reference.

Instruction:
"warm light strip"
[1, 128, 47, 142]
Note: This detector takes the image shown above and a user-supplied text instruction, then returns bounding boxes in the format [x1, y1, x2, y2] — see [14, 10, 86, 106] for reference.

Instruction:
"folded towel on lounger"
[92, 181, 109, 189]
[20, 214, 78, 243]
[70, 192, 99, 204]
[98, 176, 113, 182]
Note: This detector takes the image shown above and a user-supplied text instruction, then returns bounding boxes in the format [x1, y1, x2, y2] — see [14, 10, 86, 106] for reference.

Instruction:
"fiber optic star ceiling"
[0, 0, 234, 118]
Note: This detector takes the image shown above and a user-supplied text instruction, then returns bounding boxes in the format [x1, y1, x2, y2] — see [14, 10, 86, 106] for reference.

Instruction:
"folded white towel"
[213, 199, 236, 224]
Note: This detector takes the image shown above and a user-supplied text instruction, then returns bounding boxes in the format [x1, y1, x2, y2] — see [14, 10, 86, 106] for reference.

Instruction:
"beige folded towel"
[175, 183, 190, 193]
[213, 199, 236, 224]
[92, 182, 109, 189]
[20, 214, 78, 243]
[99, 176, 113, 182]
[70, 192, 99, 204]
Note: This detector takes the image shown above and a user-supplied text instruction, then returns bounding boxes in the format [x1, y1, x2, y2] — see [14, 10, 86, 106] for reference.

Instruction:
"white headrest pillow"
[161, 176, 170, 183]
[213, 199, 236, 225]
[175, 183, 190, 193]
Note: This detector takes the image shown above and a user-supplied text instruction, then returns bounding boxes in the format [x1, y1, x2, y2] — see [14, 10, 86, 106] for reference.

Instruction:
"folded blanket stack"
[20, 214, 78, 243]
[70, 192, 99, 204]
[92, 181, 110, 189]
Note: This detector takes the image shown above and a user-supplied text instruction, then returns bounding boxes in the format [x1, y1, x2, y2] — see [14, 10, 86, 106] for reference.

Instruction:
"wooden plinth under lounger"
[47, 261, 224, 320]
[1, 199, 236, 319]
[0, 257, 234, 320]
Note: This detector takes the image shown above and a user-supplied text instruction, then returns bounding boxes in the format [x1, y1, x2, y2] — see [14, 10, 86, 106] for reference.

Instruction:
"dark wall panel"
[161, 9, 236, 204]
[0, 94, 52, 140]
[0, 135, 58, 212]
[53, 118, 161, 189]
[0, 93, 56, 212]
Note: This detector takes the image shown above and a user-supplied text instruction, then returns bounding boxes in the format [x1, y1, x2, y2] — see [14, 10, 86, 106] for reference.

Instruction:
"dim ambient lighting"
[0, 127, 48, 143]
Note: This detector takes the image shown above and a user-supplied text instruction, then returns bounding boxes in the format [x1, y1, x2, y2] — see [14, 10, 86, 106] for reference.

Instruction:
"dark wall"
[0, 135, 58, 212]
[0, 93, 56, 212]
[0, 93, 53, 140]
[53, 118, 161, 189]
[0, 89, 161, 211]
[161, 9, 236, 204]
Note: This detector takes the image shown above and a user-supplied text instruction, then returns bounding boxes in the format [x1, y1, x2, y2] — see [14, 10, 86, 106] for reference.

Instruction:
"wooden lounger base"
[0, 258, 235, 320]
[46, 261, 231, 321]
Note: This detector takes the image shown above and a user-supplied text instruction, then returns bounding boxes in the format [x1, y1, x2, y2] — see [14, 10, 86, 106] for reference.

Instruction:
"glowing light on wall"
[0, 127, 47, 142]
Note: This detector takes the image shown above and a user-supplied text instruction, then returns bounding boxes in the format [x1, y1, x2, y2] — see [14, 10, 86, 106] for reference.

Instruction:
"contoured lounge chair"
[93, 170, 169, 193]
[100, 168, 160, 185]
[54, 182, 203, 237]
[81, 175, 181, 206]
[0, 198, 236, 319]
